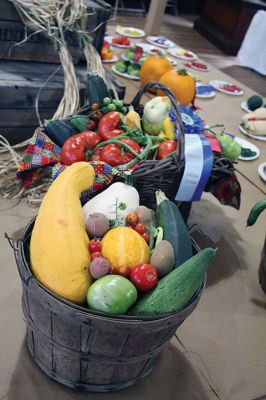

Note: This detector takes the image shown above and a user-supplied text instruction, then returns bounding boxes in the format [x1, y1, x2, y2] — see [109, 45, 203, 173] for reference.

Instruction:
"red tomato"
[157, 140, 177, 160]
[134, 223, 146, 235]
[61, 131, 102, 165]
[101, 129, 124, 141]
[100, 139, 140, 166]
[130, 264, 158, 292]
[125, 213, 139, 227]
[100, 144, 124, 166]
[92, 111, 103, 122]
[91, 251, 103, 260]
[142, 232, 150, 243]
[89, 240, 102, 253]
[98, 111, 122, 141]
[119, 138, 140, 163]
[86, 120, 96, 130]
[91, 103, 100, 111]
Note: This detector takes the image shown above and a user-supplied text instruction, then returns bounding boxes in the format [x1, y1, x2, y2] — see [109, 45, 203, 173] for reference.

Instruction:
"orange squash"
[158, 69, 195, 106]
[140, 56, 173, 87]
[101, 227, 150, 268]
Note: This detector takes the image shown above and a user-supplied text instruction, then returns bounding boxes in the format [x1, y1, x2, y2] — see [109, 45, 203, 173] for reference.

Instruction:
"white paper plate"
[196, 84, 216, 99]
[104, 36, 113, 44]
[238, 124, 266, 141]
[167, 47, 197, 61]
[233, 136, 260, 161]
[185, 61, 209, 71]
[111, 65, 140, 80]
[241, 101, 251, 113]
[210, 80, 244, 96]
[102, 55, 118, 63]
[258, 162, 266, 182]
[146, 36, 176, 48]
[116, 26, 145, 38]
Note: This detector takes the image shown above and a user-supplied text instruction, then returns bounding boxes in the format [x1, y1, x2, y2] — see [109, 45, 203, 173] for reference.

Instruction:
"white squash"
[83, 182, 139, 225]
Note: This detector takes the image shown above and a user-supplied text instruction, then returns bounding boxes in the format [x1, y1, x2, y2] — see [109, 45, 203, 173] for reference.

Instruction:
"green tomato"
[115, 61, 127, 73]
[107, 103, 116, 111]
[217, 133, 241, 161]
[112, 99, 123, 109]
[87, 275, 138, 315]
[127, 65, 140, 77]
[125, 50, 135, 60]
[103, 97, 111, 106]
[121, 106, 128, 114]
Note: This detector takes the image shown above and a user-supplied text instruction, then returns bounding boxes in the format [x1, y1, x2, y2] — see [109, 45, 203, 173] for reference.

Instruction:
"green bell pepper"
[87, 275, 138, 315]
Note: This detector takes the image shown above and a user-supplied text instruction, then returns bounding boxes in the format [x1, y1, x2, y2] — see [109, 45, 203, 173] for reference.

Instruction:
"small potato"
[90, 257, 110, 279]
[150, 240, 174, 278]
[86, 213, 109, 238]
[134, 206, 155, 225]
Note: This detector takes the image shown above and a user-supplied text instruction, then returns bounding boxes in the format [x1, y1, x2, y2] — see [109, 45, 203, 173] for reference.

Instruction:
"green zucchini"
[45, 120, 76, 147]
[247, 198, 266, 226]
[129, 247, 216, 316]
[156, 191, 192, 268]
[86, 74, 111, 105]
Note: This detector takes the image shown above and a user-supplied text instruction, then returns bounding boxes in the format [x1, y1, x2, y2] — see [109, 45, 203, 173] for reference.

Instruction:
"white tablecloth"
[237, 10, 266, 76]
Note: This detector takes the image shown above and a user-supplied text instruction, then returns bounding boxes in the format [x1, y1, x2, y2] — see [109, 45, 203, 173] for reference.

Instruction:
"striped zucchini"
[156, 191, 193, 268]
[129, 247, 216, 316]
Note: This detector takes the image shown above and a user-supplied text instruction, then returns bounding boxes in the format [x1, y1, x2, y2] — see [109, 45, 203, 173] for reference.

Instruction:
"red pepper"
[61, 131, 102, 166]
[98, 111, 123, 141]
[130, 264, 158, 292]
[157, 140, 177, 160]
[100, 138, 140, 166]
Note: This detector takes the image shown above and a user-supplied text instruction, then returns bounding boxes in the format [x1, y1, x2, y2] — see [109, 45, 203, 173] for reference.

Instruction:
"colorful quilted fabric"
[16, 126, 61, 187]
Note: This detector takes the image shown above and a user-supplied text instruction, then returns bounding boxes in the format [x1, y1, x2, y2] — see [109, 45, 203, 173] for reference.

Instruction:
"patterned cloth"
[16, 126, 61, 187]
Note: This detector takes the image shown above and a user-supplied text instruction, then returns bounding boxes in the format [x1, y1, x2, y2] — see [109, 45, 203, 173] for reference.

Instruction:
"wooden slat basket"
[10, 218, 205, 393]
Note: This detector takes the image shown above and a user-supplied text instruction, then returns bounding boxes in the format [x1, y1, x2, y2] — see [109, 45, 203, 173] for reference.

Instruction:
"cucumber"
[247, 198, 266, 226]
[45, 120, 76, 147]
[156, 191, 192, 268]
[129, 247, 216, 316]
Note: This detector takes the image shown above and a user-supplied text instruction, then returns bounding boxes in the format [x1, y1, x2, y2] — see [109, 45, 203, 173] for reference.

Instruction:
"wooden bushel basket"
[10, 218, 205, 393]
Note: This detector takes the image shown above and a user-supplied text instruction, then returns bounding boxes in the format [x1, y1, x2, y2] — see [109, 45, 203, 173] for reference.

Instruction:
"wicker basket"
[10, 218, 205, 393]
[130, 81, 185, 211]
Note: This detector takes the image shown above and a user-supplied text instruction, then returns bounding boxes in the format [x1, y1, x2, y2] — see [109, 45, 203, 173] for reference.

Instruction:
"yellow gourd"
[101, 227, 150, 267]
[30, 162, 95, 304]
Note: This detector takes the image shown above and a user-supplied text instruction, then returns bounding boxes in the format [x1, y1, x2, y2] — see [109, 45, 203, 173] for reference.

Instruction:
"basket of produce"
[9, 162, 216, 392]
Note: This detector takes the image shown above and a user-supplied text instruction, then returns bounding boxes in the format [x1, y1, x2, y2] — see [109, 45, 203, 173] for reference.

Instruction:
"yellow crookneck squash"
[30, 162, 95, 304]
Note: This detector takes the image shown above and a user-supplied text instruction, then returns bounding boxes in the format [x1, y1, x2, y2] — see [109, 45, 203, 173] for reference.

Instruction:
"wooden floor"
[112, 13, 266, 96]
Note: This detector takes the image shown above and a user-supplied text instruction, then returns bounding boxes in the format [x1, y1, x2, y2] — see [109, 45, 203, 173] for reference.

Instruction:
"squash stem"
[156, 190, 167, 206]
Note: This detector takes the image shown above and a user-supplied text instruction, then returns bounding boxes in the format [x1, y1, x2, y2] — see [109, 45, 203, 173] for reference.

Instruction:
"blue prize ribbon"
[191, 134, 213, 201]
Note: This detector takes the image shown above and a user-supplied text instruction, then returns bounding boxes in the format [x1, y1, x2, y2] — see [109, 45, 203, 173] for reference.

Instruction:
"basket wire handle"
[131, 81, 185, 165]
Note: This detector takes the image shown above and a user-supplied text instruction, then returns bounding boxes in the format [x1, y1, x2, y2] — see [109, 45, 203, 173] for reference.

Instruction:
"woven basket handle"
[131, 81, 185, 164]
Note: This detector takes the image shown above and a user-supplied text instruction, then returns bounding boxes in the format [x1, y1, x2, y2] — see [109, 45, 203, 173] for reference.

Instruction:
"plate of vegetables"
[233, 136, 260, 161]
[111, 36, 132, 48]
[167, 47, 197, 61]
[196, 83, 216, 98]
[146, 36, 176, 48]
[184, 61, 209, 71]
[116, 25, 145, 38]
[112, 62, 140, 80]
[210, 80, 244, 96]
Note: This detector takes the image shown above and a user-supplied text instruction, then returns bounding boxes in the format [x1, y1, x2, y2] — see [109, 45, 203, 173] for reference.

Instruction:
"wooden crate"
[0, 60, 125, 145]
[0, 0, 111, 63]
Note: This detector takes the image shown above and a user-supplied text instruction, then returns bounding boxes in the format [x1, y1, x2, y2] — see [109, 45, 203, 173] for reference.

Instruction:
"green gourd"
[155, 191, 193, 268]
[247, 95, 263, 111]
[129, 247, 216, 316]
[45, 120, 76, 147]
[86, 74, 111, 105]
